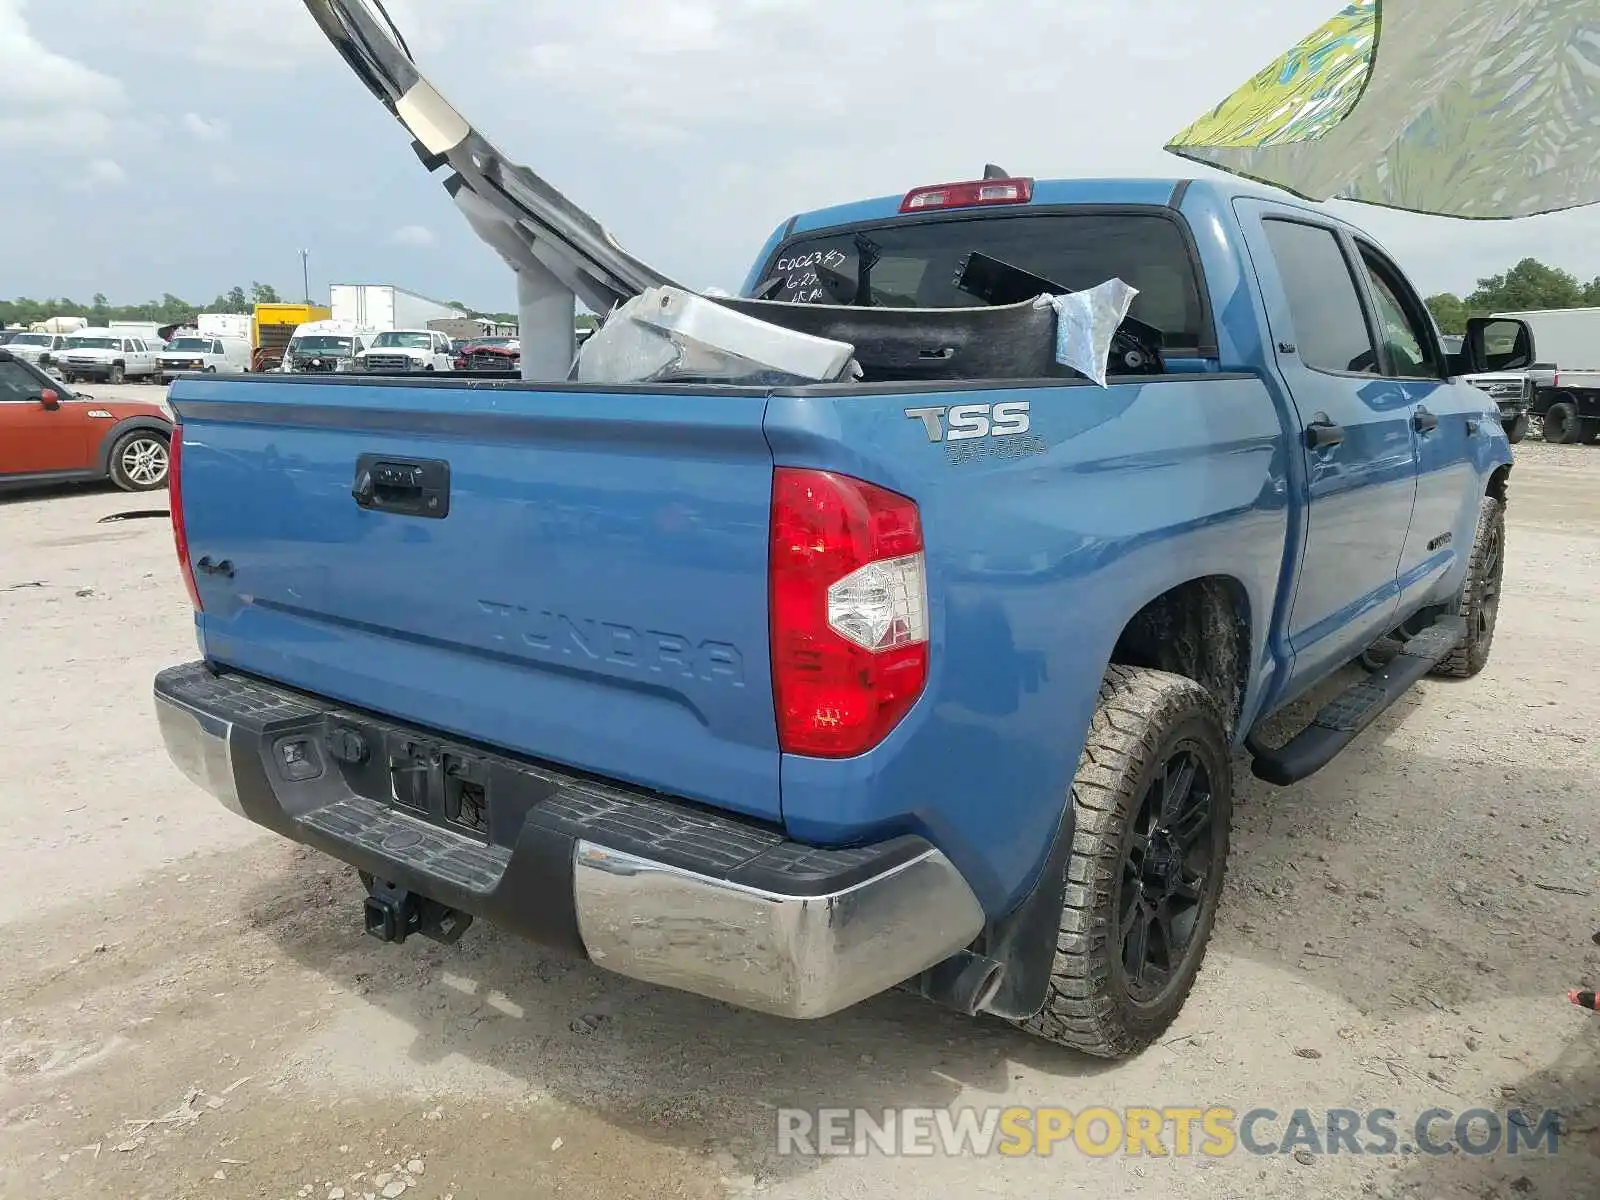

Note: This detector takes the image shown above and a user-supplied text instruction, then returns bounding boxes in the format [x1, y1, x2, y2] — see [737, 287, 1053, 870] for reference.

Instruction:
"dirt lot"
[2, 434, 1597, 1200]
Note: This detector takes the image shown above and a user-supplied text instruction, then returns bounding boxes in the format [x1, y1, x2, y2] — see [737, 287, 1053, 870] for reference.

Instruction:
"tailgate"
[173, 377, 781, 821]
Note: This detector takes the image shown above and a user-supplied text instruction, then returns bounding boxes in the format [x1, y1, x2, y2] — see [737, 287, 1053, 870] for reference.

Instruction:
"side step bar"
[1248, 615, 1466, 786]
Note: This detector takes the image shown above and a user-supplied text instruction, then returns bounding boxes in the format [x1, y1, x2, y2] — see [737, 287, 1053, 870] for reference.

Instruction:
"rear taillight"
[769, 468, 929, 758]
[168, 426, 202, 611]
[899, 177, 1033, 213]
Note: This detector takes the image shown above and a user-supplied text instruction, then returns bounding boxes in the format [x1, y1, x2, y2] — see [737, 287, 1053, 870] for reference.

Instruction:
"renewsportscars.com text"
[776, 1106, 1562, 1158]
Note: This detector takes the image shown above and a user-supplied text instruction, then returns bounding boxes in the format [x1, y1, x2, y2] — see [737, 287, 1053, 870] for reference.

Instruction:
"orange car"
[0, 349, 174, 492]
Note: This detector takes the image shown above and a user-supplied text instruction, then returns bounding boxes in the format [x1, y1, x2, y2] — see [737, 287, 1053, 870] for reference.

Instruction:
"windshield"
[291, 336, 354, 353]
[165, 338, 211, 352]
[371, 331, 433, 349]
[760, 211, 1209, 350]
[66, 336, 118, 349]
[472, 337, 518, 346]
[10, 333, 49, 347]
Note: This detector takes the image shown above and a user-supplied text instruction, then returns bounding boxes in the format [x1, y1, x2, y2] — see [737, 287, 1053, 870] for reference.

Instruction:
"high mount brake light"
[168, 426, 202, 610]
[899, 177, 1034, 214]
[769, 468, 929, 758]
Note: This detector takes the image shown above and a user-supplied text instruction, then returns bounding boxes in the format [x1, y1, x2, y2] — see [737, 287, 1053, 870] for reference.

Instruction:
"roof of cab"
[784, 176, 1332, 236]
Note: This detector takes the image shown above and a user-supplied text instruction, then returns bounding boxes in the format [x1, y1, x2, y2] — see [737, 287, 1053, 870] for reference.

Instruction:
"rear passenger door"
[1347, 239, 1477, 610]
[1236, 203, 1419, 690]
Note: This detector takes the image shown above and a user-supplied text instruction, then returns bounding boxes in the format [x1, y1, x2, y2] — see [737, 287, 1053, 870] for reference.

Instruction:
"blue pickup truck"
[153, 168, 1534, 1058]
[152, 0, 1533, 1064]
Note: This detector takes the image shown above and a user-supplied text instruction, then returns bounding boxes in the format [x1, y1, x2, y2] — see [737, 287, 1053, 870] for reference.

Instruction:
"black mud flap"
[903, 797, 1076, 1022]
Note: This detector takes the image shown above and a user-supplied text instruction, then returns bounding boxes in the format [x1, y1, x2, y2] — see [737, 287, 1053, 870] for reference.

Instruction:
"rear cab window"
[756, 209, 1213, 355]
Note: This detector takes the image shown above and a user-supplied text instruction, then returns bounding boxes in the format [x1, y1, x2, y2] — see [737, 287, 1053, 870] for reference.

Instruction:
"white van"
[280, 320, 373, 374]
[108, 320, 170, 345]
[156, 334, 252, 382]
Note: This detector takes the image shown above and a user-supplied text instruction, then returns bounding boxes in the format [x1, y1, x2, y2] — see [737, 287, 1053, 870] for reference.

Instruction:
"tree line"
[0, 283, 285, 329]
[1425, 258, 1600, 335]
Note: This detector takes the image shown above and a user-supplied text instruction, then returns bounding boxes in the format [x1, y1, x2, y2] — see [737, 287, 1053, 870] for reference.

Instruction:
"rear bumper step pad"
[153, 661, 984, 1019]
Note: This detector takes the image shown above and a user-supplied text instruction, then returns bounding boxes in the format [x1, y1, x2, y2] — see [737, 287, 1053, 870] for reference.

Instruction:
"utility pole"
[300, 249, 311, 303]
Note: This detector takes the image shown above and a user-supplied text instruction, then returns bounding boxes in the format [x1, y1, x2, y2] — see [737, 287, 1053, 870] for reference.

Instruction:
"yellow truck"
[252, 302, 331, 370]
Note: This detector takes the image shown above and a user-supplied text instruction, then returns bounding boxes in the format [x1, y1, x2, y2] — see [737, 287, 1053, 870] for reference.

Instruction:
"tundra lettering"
[478, 600, 745, 685]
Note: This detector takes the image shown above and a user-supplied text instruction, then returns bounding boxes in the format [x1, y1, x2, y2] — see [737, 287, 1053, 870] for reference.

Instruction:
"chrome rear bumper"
[155, 663, 985, 1020]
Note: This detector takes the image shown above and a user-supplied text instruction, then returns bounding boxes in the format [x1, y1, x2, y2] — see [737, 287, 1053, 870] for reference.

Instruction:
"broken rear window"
[760, 210, 1209, 351]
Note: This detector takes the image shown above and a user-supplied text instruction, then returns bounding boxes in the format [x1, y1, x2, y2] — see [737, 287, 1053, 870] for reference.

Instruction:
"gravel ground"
[1, 434, 1597, 1200]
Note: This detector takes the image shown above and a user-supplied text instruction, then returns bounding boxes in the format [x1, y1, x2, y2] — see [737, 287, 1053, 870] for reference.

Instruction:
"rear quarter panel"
[765, 375, 1293, 912]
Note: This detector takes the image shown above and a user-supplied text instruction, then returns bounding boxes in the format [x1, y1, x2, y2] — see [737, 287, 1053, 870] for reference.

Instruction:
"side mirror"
[38, 388, 60, 410]
[1456, 317, 1535, 375]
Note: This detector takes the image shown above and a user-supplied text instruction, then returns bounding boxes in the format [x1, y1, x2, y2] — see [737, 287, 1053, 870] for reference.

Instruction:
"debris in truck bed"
[574, 286, 857, 385]
[1045, 278, 1142, 387]
[577, 254, 1163, 389]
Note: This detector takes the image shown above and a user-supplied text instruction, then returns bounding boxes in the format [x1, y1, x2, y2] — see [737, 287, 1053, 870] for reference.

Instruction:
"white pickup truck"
[56, 330, 162, 385]
[4, 331, 74, 371]
[1442, 336, 1531, 443]
[354, 328, 456, 373]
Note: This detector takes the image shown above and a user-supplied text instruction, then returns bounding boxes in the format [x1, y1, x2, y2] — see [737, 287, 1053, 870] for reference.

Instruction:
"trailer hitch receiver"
[362, 878, 474, 945]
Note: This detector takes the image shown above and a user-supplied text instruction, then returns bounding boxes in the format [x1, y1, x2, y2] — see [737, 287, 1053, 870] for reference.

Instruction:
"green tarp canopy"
[1166, 0, 1600, 219]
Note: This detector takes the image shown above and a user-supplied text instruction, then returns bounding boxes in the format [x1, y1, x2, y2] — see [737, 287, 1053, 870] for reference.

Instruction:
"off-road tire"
[1544, 401, 1582, 444]
[1434, 496, 1505, 678]
[1504, 413, 1529, 444]
[108, 429, 170, 491]
[1015, 665, 1232, 1059]
[107, 362, 125, 385]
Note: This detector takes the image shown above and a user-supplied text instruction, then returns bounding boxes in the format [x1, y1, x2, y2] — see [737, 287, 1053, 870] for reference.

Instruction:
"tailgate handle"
[352, 454, 451, 519]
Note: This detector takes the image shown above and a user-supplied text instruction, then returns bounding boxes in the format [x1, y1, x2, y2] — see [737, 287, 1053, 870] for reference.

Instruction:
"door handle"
[1413, 406, 1439, 434]
[1304, 417, 1345, 450]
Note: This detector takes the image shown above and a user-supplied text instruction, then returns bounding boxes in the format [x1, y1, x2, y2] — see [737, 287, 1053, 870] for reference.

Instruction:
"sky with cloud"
[5, 0, 1600, 313]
